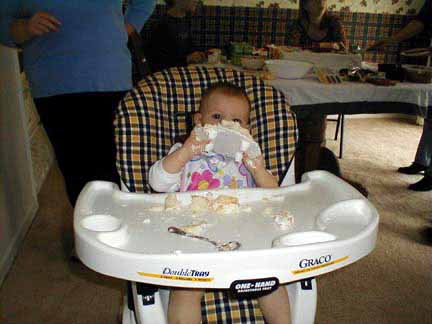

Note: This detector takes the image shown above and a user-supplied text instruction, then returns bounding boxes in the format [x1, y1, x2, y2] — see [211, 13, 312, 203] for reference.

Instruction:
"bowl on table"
[240, 55, 266, 70]
[265, 59, 313, 79]
[402, 64, 432, 83]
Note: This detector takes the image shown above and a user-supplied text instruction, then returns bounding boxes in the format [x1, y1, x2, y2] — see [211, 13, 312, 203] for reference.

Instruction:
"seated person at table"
[287, 0, 347, 51]
[143, 0, 206, 72]
[368, 0, 432, 191]
[367, 0, 431, 51]
[149, 83, 292, 324]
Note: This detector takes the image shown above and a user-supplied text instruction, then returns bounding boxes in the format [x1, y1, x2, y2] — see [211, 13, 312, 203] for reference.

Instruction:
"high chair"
[116, 66, 298, 323]
[74, 66, 378, 324]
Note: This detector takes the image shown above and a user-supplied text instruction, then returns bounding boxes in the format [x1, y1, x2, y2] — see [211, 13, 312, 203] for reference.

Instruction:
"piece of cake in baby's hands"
[194, 120, 261, 162]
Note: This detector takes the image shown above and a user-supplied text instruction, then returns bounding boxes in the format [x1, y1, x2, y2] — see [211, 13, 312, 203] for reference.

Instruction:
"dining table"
[194, 62, 432, 184]
[269, 76, 432, 182]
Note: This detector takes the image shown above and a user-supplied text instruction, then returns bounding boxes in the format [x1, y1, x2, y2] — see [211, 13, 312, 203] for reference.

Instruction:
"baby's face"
[194, 93, 250, 129]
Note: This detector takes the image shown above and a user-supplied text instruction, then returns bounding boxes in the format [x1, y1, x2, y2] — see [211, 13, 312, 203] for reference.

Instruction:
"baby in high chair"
[149, 82, 291, 324]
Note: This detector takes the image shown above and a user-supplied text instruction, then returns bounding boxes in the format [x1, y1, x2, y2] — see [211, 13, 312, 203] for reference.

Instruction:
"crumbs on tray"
[161, 193, 241, 214]
[142, 193, 294, 229]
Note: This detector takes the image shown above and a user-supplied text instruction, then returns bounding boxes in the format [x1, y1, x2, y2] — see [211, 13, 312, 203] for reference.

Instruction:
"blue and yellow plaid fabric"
[115, 65, 298, 323]
[141, 5, 431, 65]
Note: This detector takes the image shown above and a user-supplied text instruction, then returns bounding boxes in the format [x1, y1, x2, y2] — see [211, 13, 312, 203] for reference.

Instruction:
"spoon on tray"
[168, 226, 241, 251]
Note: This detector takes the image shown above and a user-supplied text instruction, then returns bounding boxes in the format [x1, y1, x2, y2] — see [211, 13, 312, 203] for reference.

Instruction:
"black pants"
[35, 91, 127, 206]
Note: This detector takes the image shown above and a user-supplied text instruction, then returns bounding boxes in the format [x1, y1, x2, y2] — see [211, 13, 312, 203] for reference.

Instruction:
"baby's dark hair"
[199, 82, 251, 112]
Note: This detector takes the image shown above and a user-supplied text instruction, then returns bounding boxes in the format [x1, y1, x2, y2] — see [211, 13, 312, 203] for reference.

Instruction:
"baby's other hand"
[182, 130, 210, 159]
[243, 152, 278, 188]
[243, 152, 266, 174]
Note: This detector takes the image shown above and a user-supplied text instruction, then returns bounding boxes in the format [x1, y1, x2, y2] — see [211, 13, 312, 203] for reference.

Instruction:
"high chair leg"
[286, 278, 317, 324]
[124, 282, 168, 324]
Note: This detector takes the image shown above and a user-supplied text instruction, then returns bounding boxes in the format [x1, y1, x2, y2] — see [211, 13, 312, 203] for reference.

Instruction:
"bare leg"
[168, 288, 204, 324]
[258, 286, 291, 324]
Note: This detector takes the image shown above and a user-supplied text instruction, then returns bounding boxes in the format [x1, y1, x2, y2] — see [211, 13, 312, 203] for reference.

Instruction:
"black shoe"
[398, 162, 426, 175]
[408, 175, 432, 191]
[420, 226, 432, 245]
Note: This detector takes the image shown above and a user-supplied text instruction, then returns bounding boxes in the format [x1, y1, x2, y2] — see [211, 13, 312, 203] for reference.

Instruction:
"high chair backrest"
[115, 66, 298, 193]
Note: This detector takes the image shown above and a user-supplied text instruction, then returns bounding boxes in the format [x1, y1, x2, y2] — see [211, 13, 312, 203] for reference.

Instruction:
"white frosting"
[211, 195, 240, 214]
[164, 193, 241, 215]
[180, 220, 208, 235]
[147, 205, 164, 212]
[165, 193, 181, 210]
[273, 211, 295, 229]
[190, 195, 210, 213]
[193, 122, 261, 159]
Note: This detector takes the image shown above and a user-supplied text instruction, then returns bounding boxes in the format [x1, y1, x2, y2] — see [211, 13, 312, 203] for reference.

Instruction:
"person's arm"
[0, 2, 60, 47]
[149, 132, 209, 192]
[367, 19, 425, 51]
[243, 154, 278, 188]
[329, 16, 348, 50]
[285, 22, 302, 47]
[149, 144, 184, 192]
[387, 19, 424, 43]
[162, 130, 209, 174]
[9, 12, 60, 45]
[124, 0, 156, 35]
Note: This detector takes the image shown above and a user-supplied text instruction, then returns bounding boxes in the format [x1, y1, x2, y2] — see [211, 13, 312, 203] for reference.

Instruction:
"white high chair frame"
[119, 160, 318, 324]
[75, 66, 377, 324]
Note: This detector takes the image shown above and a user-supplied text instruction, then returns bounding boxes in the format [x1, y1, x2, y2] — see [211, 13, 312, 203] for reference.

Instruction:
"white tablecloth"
[270, 77, 432, 109]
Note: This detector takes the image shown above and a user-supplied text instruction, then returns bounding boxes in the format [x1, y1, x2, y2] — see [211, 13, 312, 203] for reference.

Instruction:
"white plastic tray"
[74, 171, 378, 289]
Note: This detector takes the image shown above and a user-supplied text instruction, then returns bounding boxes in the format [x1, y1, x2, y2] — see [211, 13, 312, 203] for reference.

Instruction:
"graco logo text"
[299, 255, 332, 268]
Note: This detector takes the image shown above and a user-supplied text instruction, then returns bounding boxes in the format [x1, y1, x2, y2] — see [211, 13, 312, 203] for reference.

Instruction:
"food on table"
[265, 59, 313, 80]
[147, 205, 165, 212]
[165, 193, 181, 210]
[211, 195, 240, 214]
[190, 195, 210, 213]
[240, 55, 266, 70]
[180, 220, 208, 235]
[273, 211, 295, 229]
[163, 193, 241, 214]
[403, 65, 432, 84]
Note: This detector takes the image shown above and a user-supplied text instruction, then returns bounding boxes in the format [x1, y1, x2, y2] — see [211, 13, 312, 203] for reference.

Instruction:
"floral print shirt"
[148, 143, 255, 193]
[179, 152, 255, 192]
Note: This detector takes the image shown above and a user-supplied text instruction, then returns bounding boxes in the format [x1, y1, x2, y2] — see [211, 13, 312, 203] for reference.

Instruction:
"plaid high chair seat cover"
[115, 66, 298, 323]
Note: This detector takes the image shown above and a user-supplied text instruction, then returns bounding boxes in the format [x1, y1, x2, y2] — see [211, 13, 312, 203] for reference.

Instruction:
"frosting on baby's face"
[194, 92, 250, 129]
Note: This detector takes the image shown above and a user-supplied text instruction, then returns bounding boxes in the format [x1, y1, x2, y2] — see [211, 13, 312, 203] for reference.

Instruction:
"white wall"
[0, 45, 38, 285]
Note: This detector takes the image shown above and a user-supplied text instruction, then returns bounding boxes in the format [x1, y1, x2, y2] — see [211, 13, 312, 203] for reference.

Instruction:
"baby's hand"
[182, 130, 210, 159]
[243, 152, 278, 188]
[243, 152, 266, 174]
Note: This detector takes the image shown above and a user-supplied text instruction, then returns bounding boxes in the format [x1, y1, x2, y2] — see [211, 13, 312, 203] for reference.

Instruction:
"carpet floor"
[1, 117, 431, 324]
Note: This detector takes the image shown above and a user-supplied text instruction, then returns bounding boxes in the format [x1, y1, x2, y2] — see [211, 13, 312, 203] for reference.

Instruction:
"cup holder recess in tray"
[81, 214, 121, 232]
[272, 231, 336, 247]
[81, 215, 128, 248]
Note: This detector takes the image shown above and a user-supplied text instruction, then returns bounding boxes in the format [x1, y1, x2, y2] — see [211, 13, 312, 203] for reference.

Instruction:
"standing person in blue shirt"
[0, 0, 155, 206]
